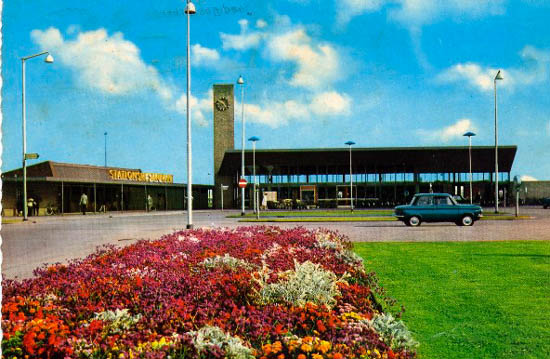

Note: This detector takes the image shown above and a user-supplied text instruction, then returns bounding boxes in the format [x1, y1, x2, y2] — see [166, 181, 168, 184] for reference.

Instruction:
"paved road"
[2, 207, 549, 279]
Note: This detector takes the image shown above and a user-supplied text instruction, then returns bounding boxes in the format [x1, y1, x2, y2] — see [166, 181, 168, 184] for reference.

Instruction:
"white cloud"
[266, 28, 341, 89]
[437, 46, 550, 92]
[220, 19, 263, 51]
[256, 19, 268, 29]
[437, 63, 498, 91]
[192, 44, 220, 63]
[239, 91, 352, 128]
[175, 90, 213, 127]
[31, 27, 173, 100]
[337, 0, 385, 27]
[417, 119, 477, 143]
[521, 175, 538, 182]
[337, 0, 506, 28]
[310, 91, 351, 116]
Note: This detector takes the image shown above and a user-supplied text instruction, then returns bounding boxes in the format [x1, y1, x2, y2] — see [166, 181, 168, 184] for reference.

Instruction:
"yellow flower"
[312, 354, 324, 359]
[301, 343, 313, 353]
[317, 340, 331, 354]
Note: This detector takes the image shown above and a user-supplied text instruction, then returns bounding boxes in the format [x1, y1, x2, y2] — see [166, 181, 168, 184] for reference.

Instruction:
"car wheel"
[459, 215, 474, 226]
[408, 216, 421, 227]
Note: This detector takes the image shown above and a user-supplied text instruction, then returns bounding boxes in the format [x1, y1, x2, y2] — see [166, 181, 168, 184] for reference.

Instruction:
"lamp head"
[237, 75, 244, 85]
[44, 54, 54, 63]
[248, 136, 260, 142]
[345, 141, 356, 146]
[495, 70, 503, 81]
[463, 131, 476, 137]
[184, 1, 196, 14]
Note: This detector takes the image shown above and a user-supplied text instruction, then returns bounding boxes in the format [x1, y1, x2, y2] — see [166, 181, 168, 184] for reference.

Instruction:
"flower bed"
[2, 227, 417, 358]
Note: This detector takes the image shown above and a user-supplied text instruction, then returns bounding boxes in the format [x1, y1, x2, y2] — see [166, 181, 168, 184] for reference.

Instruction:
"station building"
[1, 161, 212, 216]
[1, 83, 523, 215]
[211, 84, 518, 209]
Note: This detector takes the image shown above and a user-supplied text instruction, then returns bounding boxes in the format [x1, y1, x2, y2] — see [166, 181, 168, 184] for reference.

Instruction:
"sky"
[1, 0, 550, 184]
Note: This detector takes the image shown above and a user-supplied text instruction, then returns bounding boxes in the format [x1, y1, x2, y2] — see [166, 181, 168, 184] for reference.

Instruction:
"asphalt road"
[2, 207, 549, 279]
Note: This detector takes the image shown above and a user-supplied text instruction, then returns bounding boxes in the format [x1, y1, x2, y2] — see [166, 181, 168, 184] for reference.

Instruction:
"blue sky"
[2, 0, 550, 183]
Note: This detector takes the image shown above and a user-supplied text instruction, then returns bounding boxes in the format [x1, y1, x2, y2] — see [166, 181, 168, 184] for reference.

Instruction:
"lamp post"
[463, 132, 476, 204]
[104, 131, 108, 167]
[494, 70, 503, 213]
[248, 136, 260, 220]
[185, 0, 196, 229]
[345, 141, 355, 212]
[237, 75, 246, 216]
[21, 51, 54, 221]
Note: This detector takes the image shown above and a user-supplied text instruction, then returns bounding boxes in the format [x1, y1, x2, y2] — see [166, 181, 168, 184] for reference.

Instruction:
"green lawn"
[239, 216, 397, 222]
[227, 209, 393, 218]
[354, 241, 550, 359]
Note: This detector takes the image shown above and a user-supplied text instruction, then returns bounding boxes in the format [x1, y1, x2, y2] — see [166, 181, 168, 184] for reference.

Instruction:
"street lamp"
[248, 136, 260, 220]
[345, 141, 355, 212]
[237, 75, 246, 216]
[21, 51, 54, 221]
[104, 131, 108, 167]
[185, 0, 196, 229]
[494, 70, 503, 213]
[463, 132, 476, 204]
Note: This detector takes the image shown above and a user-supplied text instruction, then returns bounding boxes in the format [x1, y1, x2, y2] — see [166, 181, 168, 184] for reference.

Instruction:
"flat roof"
[218, 146, 517, 175]
[1, 161, 210, 187]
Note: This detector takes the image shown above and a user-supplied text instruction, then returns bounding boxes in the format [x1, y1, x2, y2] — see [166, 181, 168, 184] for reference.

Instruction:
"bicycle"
[45, 203, 58, 215]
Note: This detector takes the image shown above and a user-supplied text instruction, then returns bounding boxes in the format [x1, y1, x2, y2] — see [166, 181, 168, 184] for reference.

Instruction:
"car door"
[412, 195, 435, 221]
[433, 196, 458, 221]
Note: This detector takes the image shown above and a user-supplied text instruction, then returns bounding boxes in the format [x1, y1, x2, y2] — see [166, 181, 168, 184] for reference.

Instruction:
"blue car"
[394, 193, 483, 227]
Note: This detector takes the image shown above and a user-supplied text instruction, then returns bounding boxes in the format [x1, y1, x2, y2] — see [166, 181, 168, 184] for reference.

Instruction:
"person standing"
[80, 192, 88, 215]
[27, 197, 34, 217]
[147, 194, 153, 212]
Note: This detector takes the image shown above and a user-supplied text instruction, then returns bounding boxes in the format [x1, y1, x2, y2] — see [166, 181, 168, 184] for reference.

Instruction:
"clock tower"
[213, 84, 235, 209]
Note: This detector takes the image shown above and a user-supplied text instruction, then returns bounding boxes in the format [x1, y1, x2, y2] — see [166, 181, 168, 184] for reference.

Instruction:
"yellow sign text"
[108, 170, 174, 184]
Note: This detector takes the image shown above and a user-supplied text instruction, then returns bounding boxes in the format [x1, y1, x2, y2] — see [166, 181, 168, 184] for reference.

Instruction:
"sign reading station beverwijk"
[108, 170, 174, 184]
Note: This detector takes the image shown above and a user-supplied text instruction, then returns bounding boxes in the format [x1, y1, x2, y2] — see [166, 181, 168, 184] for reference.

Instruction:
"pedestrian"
[27, 197, 34, 216]
[80, 192, 88, 215]
[147, 194, 153, 211]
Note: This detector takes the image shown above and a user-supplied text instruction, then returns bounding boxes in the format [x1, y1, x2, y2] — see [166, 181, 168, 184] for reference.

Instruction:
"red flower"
[316, 320, 326, 333]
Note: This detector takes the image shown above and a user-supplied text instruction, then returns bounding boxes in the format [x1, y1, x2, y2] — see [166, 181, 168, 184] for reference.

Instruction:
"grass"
[238, 216, 397, 222]
[353, 241, 550, 359]
[227, 209, 394, 218]
[239, 215, 529, 223]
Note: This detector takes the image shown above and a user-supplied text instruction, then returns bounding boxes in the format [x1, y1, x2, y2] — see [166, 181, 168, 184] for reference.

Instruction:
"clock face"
[215, 97, 230, 112]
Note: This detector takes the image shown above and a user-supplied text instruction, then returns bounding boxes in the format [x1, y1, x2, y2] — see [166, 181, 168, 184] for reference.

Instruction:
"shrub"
[256, 260, 346, 308]
[201, 253, 256, 271]
[368, 313, 418, 351]
[189, 325, 254, 359]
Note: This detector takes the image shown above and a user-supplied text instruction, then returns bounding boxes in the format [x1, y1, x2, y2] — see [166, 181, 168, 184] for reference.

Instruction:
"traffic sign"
[24, 153, 39, 160]
[238, 178, 247, 188]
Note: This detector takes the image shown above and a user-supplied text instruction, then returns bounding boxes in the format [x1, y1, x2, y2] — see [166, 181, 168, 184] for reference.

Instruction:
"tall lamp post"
[21, 51, 54, 221]
[345, 141, 355, 212]
[104, 131, 108, 167]
[463, 132, 476, 204]
[248, 136, 260, 220]
[185, 0, 196, 229]
[494, 70, 503, 213]
[237, 75, 246, 216]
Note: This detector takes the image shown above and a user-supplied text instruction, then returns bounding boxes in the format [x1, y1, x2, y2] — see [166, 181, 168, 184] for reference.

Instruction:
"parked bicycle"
[45, 203, 58, 215]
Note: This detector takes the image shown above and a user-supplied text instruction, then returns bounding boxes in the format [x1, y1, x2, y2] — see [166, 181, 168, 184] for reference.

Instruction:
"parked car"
[543, 197, 550, 209]
[394, 193, 483, 227]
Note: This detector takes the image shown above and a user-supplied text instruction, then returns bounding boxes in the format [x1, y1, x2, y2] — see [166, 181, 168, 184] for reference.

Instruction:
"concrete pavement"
[2, 207, 549, 279]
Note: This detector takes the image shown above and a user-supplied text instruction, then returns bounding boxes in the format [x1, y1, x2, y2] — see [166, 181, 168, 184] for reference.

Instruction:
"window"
[414, 196, 433, 206]
[435, 196, 453, 205]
